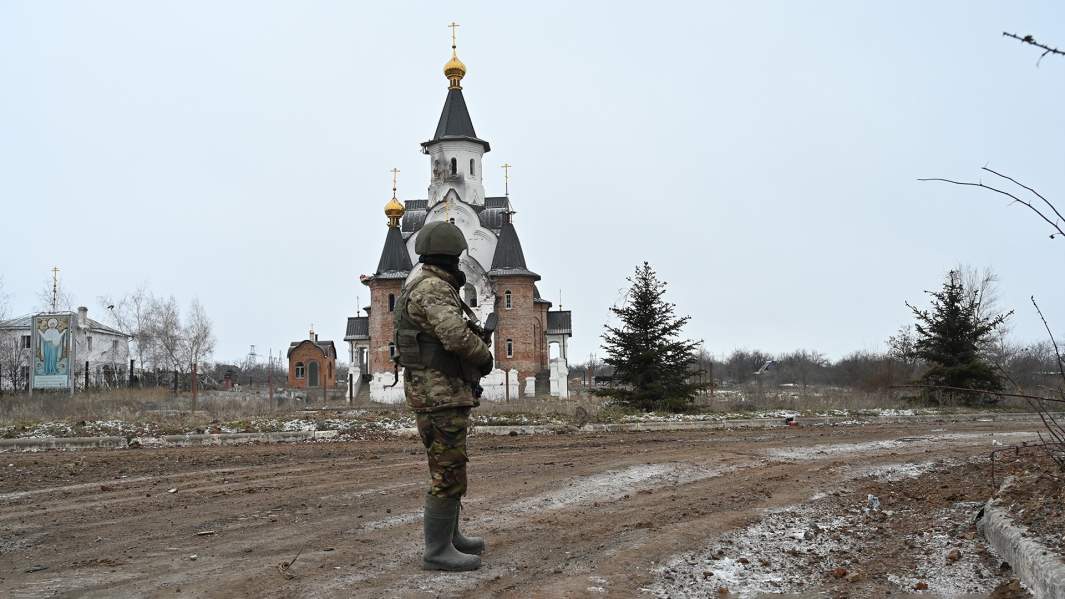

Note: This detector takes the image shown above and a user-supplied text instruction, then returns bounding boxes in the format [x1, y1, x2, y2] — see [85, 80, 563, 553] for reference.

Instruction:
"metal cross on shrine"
[501, 163, 512, 196]
[50, 266, 60, 312]
[448, 21, 460, 50]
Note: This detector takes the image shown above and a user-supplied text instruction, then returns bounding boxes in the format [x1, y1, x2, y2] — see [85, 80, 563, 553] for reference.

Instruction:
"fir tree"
[597, 262, 705, 412]
[906, 270, 1012, 403]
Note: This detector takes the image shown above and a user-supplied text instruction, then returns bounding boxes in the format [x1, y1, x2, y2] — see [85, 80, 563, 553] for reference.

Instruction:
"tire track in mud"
[0, 424, 1039, 598]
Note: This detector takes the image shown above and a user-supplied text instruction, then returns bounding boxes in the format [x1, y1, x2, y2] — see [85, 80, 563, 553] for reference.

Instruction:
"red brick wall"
[367, 279, 404, 374]
[287, 343, 336, 388]
[492, 276, 546, 381]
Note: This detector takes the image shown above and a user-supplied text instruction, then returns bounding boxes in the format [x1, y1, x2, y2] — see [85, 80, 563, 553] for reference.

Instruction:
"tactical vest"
[393, 271, 465, 379]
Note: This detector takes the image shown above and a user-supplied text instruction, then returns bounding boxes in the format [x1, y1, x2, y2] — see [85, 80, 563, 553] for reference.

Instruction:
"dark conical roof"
[373, 227, 412, 280]
[489, 222, 539, 280]
[422, 88, 490, 151]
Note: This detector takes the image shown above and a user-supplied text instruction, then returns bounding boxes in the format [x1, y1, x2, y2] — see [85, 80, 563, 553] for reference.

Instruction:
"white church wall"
[405, 195, 498, 274]
[549, 358, 569, 398]
[477, 368, 519, 401]
[426, 140, 485, 207]
[369, 370, 406, 404]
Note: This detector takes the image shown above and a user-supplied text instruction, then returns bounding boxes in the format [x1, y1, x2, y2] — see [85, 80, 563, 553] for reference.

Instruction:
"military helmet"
[415, 221, 468, 256]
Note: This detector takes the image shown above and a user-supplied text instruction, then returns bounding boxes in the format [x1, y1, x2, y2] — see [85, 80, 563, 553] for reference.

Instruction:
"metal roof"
[344, 316, 369, 341]
[488, 222, 539, 279]
[421, 88, 490, 152]
[546, 311, 572, 335]
[0, 313, 128, 337]
[287, 339, 337, 359]
[373, 226, 413, 280]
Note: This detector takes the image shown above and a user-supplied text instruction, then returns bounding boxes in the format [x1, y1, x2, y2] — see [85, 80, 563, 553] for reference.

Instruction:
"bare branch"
[982, 167, 1065, 226]
[1031, 296, 1065, 384]
[917, 177, 1064, 240]
[1003, 32, 1065, 65]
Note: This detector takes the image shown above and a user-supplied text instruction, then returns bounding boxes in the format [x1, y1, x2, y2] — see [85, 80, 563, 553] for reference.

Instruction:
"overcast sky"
[2, 1, 1063, 365]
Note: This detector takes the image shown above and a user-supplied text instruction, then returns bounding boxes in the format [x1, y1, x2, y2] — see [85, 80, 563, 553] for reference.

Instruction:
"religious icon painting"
[32, 313, 73, 390]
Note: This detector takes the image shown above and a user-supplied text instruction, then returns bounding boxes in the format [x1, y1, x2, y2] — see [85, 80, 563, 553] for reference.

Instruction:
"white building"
[0, 306, 131, 392]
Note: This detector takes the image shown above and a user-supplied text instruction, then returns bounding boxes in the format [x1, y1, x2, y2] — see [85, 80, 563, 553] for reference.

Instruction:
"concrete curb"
[978, 484, 1065, 598]
[0, 412, 1057, 452]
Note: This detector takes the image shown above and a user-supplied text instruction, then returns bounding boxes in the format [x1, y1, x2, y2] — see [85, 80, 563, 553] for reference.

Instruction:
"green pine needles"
[597, 262, 707, 412]
[906, 270, 1013, 403]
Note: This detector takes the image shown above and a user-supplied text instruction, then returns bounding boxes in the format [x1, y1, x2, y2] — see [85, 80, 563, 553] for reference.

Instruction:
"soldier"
[392, 221, 494, 571]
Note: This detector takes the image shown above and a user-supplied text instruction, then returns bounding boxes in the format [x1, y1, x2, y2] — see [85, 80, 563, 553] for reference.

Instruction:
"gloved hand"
[478, 355, 494, 376]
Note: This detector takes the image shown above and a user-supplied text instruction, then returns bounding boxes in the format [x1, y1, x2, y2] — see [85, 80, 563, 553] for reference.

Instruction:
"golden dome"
[384, 196, 405, 218]
[444, 51, 466, 88]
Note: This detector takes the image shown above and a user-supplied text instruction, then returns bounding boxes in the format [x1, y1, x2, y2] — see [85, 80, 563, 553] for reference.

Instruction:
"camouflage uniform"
[399, 264, 491, 499]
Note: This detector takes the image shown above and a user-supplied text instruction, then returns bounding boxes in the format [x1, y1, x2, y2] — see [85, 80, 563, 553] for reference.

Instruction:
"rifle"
[388, 312, 497, 391]
[466, 312, 497, 399]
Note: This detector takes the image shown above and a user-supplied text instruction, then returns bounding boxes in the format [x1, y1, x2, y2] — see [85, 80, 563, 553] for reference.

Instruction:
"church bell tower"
[422, 22, 490, 208]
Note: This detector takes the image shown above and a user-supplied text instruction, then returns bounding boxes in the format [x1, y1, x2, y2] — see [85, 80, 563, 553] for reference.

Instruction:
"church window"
[450, 157, 457, 176]
[21, 335, 30, 349]
[87, 337, 93, 351]
[112, 339, 119, 351]
[388, 293, 396, 312]
[469, 159, 475, 176]
[388, 342, 396, 358]
[504, 290, 512, 310]
[449, 218, 455, 224]
[463, 284, 478, 307]
[505, 338, 514, 358]
[295, 362, 305, 379]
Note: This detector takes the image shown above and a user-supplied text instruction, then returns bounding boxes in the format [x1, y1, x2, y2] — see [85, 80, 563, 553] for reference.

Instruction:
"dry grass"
[0, 387, 345, 431]
[0, 383, 1036, 432]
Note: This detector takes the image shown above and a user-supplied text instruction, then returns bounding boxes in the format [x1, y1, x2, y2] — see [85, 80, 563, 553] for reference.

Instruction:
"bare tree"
[0, 276, 9, 322]
[181, 299, 215, 372]
[150, 295, 185, 374]
[35, 276, 75, 312]
[100, 286, 159, 373]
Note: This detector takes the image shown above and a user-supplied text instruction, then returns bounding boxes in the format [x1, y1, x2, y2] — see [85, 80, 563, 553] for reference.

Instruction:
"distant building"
[287, 329, 337, 389]
[0, 306, 130, 392]
[346, 35, 573, 403]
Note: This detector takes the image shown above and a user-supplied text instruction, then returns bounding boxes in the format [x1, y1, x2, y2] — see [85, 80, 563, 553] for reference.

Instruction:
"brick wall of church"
[367, 279, 404, 374]
[491, 276, 546, 381]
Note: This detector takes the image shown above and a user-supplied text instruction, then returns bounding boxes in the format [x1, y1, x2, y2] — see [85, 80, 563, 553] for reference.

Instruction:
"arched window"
[463, 283, 478, 307]
[469, 159, 475, 176]
[388, 342, 396, 358]
[388, 293, 396, 312]
[506, 338, 514, 358]
[450, 157, 457, 176]
[295, 362, 305, 379]
[504, 290, 512, 310]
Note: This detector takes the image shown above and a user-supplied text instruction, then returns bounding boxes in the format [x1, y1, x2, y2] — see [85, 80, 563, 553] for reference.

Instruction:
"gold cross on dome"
[448, 22, 460, 50]
[501, 163, 511, 196]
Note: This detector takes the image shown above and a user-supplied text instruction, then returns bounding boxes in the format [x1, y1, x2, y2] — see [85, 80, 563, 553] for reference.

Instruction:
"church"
[345, 29, 573, 403]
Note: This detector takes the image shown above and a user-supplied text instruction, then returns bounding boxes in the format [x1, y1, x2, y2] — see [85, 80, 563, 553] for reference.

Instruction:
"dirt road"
[0, 421, 1040, 598]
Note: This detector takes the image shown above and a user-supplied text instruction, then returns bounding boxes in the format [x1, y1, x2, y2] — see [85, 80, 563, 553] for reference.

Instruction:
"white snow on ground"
[505, 462, 747, 513]
[767, 431, 1038, 461]
[651, 502, 859, 598]
[650, 465, 1003, 598]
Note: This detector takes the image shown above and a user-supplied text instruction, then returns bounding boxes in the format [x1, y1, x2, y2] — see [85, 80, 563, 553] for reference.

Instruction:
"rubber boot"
[422, 494, 481, 571]
[453, 506, 485, 555]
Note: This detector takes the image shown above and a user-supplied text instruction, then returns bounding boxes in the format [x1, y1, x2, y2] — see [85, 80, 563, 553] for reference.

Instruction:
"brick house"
[345, 36, 572, 403]
[287, 329, 337, 389]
